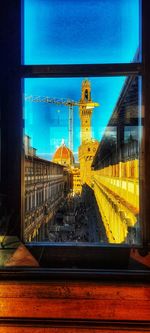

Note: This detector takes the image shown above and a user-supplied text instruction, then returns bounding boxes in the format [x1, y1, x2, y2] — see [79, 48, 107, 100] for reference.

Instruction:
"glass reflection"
[23, 76, 142, 245]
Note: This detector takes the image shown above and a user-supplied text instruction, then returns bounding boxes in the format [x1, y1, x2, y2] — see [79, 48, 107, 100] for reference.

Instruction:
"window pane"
[23, 76, 142, 245]
[23, 0, 141, 65]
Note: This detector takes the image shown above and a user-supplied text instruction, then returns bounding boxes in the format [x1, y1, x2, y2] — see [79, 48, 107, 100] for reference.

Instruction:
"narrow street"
[46, 191, 103, 243]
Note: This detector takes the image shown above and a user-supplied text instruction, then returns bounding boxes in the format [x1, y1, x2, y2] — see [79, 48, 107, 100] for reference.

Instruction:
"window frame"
[0, 0, 150, 277]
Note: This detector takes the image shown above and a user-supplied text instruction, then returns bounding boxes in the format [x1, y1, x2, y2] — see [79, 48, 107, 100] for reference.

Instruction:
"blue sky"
[23, 0, 140, 161]
[23, 0, 140, 65]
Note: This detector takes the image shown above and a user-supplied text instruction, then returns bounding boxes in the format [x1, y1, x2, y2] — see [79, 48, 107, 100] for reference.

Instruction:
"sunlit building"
[52, 140, 82, 195]
[53, 141, 74, 166]
[91, 76, 140, 244]
[78, 79, 99, 185]
[70, 167, 82, 195]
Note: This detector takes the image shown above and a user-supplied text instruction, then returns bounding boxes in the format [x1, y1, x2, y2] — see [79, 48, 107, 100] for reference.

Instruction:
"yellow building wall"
[90, 159, 139, 243]
[78, 140, 99, 185]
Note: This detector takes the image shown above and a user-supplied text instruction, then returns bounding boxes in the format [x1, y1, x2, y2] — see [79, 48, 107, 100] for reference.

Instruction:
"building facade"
[78, 80, 99, 185]
[24, 137, 65, 242]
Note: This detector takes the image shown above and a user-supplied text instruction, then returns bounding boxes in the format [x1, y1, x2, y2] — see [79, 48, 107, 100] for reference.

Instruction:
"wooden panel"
[1, 297, 150, 321]
[0, 282, 150, 322]
[0, 282, 150, 300]
[0, 328, 150, 333]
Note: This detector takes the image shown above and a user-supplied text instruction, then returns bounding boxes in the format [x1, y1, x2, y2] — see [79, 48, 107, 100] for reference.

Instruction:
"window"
[24, 75, 142, 246]
[1, 0, 150, 272]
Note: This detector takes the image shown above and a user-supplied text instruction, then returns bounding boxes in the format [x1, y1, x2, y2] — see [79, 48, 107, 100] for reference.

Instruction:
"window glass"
[23, 0, 140, 64]
[23, 75, 142, 245]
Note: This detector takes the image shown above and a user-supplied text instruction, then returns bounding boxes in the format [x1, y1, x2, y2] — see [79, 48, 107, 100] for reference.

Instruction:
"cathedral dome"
[53, 143, 74, 166]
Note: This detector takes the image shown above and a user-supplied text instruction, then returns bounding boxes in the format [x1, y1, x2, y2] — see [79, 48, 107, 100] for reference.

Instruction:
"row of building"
[24, 136, 82, 241]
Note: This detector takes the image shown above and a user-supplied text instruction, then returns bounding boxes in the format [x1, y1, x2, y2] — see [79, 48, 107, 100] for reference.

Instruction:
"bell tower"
[78, 80, 99, 185]
[79, 80, 93, 144]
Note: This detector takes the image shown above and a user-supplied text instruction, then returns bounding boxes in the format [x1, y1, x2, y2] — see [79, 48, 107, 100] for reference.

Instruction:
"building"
[53, 141, 82, 195]
[78, 80, 99, 185]
[70, 167, 82, 195]
[91, 76, 141, 244]
[52, 141, 75, 166]
[79, 139, 99, 186]
[24, 136, 65, 242]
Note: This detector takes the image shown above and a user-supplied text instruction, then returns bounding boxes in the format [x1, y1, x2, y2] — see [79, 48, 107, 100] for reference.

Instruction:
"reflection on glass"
[23, 76, 142, 245]
[23, 0, 140, 64]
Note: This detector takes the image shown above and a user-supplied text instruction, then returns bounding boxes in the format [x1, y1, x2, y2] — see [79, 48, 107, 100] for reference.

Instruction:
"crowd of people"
[47, 194, 97, 243]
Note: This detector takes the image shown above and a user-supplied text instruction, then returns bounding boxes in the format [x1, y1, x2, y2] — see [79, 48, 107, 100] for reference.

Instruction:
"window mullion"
[21, 63, 143, 79]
